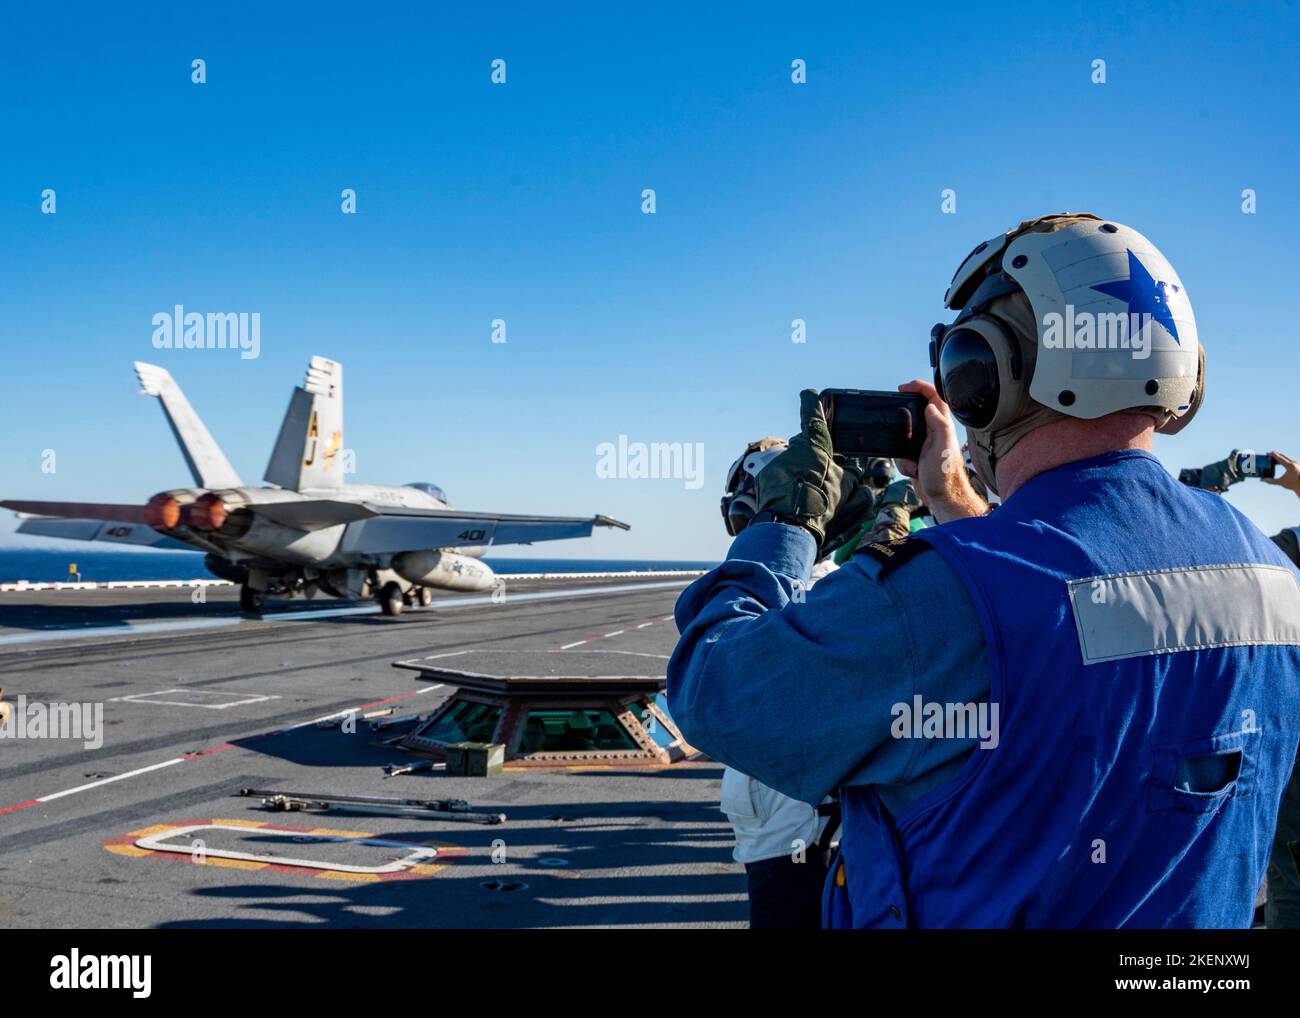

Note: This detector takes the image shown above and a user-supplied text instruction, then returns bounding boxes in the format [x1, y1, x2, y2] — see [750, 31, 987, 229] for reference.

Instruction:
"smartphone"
[1236, 452, 1277, 479]
[818, 389, 928, 460]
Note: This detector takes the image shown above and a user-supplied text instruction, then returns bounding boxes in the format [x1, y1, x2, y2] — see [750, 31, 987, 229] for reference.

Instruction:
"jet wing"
[1, 500, 149, 523]
[14, 515, 192, 550]
[245, 500, 377, 530]
[336, 506, 630, 554]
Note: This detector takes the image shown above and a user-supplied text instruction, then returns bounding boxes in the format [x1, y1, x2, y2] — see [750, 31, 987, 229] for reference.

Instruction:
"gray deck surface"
[0, 576, 746, 929]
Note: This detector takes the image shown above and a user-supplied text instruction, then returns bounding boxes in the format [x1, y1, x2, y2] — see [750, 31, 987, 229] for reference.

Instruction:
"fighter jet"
[2, 356, 628, 614]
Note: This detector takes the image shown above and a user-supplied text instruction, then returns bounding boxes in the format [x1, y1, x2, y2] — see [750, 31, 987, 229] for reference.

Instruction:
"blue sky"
[2, 1, 1299, 559]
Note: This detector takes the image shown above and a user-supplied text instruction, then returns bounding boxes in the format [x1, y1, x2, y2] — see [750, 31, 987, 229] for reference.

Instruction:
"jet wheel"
[379, 581, 404, 617]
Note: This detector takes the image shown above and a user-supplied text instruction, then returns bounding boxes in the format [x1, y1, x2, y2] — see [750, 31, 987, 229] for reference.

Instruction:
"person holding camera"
[668, 213, 1300, 928]
[1183, 449, 1300, 567]
[1182, 448, 1300, 928]
[716, 437, 834, 928]
[1263, 451, 1300, 566]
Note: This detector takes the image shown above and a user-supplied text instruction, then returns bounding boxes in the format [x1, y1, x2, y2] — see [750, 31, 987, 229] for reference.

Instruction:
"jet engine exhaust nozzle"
[184, 493, 229, 531]
[144, 493, 182, 530]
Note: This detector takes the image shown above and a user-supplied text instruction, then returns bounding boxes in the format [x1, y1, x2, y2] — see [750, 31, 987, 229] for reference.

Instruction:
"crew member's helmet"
[720, 438, 788, 536]
[929, 214, 1205, 491]
[861, 456, 894, 495]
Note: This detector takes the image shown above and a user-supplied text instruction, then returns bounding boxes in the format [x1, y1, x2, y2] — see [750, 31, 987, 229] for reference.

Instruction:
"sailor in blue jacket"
[668, 213, 1300, 928]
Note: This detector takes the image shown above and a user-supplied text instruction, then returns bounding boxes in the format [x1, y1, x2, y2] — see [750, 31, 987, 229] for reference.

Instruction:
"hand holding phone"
[1262, 451, 1300, 497]
[818, 389, 928, 461]
[893, 379, 989, 523]
[1235, 452, 1277, 479]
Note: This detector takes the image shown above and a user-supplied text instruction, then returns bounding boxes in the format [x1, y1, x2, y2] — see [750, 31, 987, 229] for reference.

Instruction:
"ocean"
[0, 548, 716, 585]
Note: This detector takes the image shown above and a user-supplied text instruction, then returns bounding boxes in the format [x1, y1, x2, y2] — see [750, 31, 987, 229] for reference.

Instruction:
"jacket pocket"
[1146, 729, 1257, 814]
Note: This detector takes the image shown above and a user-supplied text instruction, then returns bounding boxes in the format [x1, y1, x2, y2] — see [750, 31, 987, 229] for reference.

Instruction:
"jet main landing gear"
[379, 581, 405, 617]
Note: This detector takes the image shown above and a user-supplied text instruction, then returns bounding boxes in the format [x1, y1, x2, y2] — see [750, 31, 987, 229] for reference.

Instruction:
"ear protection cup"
[930, 315, 1028, 433]
[720, 452, 755, 536]
[719, 441, 789, 536]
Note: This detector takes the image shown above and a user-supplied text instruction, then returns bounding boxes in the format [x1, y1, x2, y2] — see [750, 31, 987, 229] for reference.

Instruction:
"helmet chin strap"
[967, 402, 1068, 497]
[968, 431, 999, 497]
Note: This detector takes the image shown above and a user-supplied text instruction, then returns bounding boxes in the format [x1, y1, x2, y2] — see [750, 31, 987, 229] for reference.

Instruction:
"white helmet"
[930, 214, 1204, 486]
[720, 439, 788, 536]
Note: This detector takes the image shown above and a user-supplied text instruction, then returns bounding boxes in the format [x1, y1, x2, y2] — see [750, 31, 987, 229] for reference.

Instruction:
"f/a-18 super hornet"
[2, 357, 628, 614]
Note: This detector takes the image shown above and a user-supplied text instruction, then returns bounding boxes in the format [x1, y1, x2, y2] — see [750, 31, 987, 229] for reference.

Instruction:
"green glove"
[1191, 451, 1243, 493]
[822, 460, 879, 553]
[753, 389, 877, 547]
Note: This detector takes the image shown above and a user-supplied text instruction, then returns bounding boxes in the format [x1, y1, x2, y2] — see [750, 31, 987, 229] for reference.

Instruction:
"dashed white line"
[0, 580, 691, 647]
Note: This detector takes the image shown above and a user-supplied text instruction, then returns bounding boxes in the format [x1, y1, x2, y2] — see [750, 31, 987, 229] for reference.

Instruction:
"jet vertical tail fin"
[264, 356, 345, 491]
[133, 362, 243, 489]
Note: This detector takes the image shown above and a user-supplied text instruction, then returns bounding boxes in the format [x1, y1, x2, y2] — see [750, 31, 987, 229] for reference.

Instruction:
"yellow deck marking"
[105, 844, 151, 858]
[107, 818, 457, 881]
[316, 870, 382, 883]
[309, 826, 373, 839]
[127, 823, 176, 838]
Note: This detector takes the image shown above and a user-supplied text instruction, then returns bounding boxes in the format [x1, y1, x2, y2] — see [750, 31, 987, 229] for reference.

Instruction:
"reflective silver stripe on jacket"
[1067, 563, 1300, 665]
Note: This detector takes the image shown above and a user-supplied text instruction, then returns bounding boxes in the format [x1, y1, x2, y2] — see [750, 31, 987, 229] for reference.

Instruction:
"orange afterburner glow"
[186, 494, 228, 531]
[144, 493, 182, 530]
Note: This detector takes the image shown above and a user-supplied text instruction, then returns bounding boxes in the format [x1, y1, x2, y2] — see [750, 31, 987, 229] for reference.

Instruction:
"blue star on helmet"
[1091, 249, 1182, 345]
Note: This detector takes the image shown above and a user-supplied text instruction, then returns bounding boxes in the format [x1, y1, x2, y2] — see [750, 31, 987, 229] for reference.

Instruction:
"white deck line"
[37, 757, 189, 803]
[0, 570, 707, 593]
[0, 580, 693, 646]
[12, 686, 447, 811]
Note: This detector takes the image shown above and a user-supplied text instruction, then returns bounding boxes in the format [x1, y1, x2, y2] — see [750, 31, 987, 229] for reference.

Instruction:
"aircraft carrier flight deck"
[0, 573, 745, 929]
